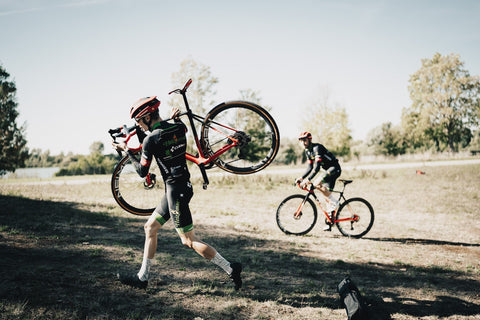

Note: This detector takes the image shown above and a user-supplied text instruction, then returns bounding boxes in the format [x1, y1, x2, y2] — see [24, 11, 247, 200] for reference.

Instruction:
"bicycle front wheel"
[335, 197, 374, 238]
[200, 101, 280, 174]
[111, 153, 164, 216]
[276, 195, 317, 235]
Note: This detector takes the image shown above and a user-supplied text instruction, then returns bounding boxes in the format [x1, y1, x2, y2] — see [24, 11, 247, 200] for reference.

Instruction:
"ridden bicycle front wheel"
[276, 195, 318, 235]
[200, 101, 280, 174]
[335, 197, 374, 238]
[111, 153, 164, 216]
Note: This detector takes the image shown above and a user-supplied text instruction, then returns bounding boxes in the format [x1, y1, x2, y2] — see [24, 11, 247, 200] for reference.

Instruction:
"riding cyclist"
[112, 96, 242, 290]
[295, 131, 342, 231]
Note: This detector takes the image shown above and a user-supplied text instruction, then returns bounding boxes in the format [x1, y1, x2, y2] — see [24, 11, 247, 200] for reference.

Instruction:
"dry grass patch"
[0, 162, 479, 319]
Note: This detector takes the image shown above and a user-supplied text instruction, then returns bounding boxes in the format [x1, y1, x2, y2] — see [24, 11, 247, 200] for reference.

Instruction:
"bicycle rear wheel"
[276, 195, 317, 235]
[335, 197, 374, 238]
[200, 101, 280, 174]
[111, 153, 164, 216]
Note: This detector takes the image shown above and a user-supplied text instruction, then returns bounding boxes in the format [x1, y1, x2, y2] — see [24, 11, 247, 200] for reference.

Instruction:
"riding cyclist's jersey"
[301, 143, 340, 181]
[128, 120, 190, 184]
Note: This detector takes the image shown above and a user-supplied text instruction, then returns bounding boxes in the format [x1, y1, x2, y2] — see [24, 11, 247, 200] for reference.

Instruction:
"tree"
[233, 89, 275, 163]
[405, 53, 480, 152]
[276, 137, 300, 165]
[55, 142, 116, 176]
[169, 57, 219, 115]
[366, 122, 406, 156]
[300, 87, 352, 157]
[169, 57, 219, 156]
[0, 65, 28, 174]
[89, 141, 104, 155]
[239, 89, 263, 105]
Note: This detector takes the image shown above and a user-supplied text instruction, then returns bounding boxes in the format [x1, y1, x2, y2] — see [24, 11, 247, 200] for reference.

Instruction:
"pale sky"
[1, 0, 479, 155]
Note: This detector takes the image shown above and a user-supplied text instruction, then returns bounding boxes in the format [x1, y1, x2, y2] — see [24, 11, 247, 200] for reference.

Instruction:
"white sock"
[328, 194, 339, 206]
[211, 252, 232, 274]
[137, 258, 154, 281]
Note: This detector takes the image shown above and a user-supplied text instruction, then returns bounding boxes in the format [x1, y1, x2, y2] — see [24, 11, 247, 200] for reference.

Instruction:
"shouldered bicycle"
[108, 79, 280, 216]
[276, 180, 374, 238]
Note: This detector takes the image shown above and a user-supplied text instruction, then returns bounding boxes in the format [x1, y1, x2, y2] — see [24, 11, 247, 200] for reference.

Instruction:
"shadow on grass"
[0, 195, 479, 319]
[364, 236, 480, 247]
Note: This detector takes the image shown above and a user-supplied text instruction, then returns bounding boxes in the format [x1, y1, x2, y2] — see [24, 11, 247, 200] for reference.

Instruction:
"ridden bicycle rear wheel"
[335, 197, 374, 238]
[111, 153, 164, 216]
[276, 195, 318, 235]
[200, 101, 280, 174]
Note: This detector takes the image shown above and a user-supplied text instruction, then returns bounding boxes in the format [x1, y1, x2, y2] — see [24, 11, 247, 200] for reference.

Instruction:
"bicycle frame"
[110, 79, 241, 189]
[294, 182, 359, 225]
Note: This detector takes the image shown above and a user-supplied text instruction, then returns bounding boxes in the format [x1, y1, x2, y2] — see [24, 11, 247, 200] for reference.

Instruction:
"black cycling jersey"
[128, 120, 190, 184]
[127, 119, 194, 233]
[301, 143, 340, 181]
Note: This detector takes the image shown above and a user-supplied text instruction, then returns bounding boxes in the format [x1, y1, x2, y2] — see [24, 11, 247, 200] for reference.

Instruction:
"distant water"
[2, 167, 60, 179]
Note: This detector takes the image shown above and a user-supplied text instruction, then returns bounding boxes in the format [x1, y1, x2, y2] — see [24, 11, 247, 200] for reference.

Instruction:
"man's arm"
[112, 138, 151, 178]
[126, 150, 150, 178]
[306, 156, 321, 180]
[301, 160, 314, 179]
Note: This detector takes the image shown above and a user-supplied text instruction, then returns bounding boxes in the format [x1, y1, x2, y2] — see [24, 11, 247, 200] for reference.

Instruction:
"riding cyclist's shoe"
[229, 262, 242, 290]
[117, 273, 148, 289]
[324, 212, 334, 232]
[326, 201, 339, 213]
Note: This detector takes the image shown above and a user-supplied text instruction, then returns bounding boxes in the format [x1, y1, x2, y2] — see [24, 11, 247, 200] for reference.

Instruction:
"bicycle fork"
[293, 194, 311, 220]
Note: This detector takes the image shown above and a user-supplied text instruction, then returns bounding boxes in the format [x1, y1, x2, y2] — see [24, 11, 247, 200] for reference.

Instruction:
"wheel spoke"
[111, 154, 163, 216]
[335, 198, 374, 238]
[201, 102, 279, 174]
[276, 195, 317, 235]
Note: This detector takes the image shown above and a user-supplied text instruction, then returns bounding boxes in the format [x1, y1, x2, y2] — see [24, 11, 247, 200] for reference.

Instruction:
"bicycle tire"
[111, 153, 164, 216]
[276, 194, 318, 235]
[335, 197, 374, 238]
[200, 101, 280, 174]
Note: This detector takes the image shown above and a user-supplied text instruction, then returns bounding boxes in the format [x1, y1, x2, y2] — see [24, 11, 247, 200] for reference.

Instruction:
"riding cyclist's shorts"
[313, 166, 341, 191]
[153, 180, 194, 234]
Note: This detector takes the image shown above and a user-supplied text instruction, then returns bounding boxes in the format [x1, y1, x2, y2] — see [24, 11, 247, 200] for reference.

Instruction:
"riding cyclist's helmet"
[298, 131, 312, 140]
[130, 96, 160, 120]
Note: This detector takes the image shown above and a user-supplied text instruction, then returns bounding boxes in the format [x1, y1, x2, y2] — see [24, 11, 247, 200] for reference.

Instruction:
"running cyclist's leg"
[178, 229, 216, 259]
[173, 183, 242, 290]
[118, 196, 169, 289]
[138, 213, 161, 280]
[177, 229, 242, 290]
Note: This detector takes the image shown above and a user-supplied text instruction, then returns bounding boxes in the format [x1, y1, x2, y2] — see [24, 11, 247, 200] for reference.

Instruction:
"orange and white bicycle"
[109, 79, 280, 216]
[276, 180, 374, 238]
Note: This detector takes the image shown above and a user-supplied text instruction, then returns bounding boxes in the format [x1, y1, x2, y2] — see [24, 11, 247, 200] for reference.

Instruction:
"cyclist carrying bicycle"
[295, 131, 342, 230]
[112, 96, 242, 290]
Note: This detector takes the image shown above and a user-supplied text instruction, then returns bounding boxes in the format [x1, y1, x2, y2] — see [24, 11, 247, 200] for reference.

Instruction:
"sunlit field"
[0, 162, 479, 319]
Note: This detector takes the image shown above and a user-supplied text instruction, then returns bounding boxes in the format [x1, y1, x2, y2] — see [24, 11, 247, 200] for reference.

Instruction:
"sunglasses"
[135, 116, 146, 124]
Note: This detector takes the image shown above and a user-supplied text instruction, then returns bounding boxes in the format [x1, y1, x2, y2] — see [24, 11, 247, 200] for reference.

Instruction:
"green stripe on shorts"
[156, 215, 168, 226]
[176, 224, 193, 234]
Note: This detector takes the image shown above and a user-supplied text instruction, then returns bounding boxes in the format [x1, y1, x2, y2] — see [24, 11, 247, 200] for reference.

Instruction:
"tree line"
[367, 53, 480, 156]
[25, 142, 118, 176]
[1, 53, 480, 175]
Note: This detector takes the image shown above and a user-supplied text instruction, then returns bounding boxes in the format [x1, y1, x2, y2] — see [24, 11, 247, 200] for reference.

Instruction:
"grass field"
[0, 162, 479, 319]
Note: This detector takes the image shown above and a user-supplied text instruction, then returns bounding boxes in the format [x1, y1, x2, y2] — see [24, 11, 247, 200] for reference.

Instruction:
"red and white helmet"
[298, 131, 312, 140]
[129, 96, 160, 120]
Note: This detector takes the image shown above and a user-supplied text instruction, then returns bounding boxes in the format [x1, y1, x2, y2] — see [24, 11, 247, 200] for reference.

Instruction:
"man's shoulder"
[151, 121, 184, 135]
[312, 143, 325, 151]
